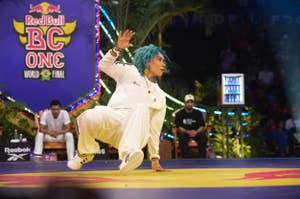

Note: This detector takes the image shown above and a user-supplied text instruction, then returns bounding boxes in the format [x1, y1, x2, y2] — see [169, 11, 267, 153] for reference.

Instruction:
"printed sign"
[221, 73, 245, 106]
[0, 143, 31, 162]
[13, 2, 76, 81]
[0, 0, 98, 112]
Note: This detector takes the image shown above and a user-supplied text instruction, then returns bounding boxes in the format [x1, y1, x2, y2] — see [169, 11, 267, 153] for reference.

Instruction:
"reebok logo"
[4, 147, 31, 154]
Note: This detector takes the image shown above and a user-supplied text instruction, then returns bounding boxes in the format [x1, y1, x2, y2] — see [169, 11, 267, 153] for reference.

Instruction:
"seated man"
[33, 100, 75, 160]
[174, 94, 208, 158]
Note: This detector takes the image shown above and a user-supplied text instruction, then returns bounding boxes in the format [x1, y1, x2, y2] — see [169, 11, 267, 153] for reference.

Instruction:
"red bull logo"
[47, 4, 61, 13]
[29, 2, 61, 14]
[13, 2, 76, 81]
[29, 4, 43, 13]
[240, 170, 300, 180]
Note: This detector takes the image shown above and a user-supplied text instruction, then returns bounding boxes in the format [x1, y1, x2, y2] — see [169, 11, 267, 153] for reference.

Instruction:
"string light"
[193, 106, 207, 113]
[66, 0, 101, 113]
[100, 21, 114, 44]
[100, 79, 112, 94]
[166, 106, 174, 111]
[99, 5, 117, 33]
[99, 5, 134, 60]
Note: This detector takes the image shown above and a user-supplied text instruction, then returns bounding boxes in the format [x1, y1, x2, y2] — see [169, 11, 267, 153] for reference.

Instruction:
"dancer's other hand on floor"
[151, 158, 165, 172]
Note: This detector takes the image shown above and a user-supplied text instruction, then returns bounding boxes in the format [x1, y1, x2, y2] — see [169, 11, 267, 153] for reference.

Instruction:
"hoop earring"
[144, 68, 149, 75]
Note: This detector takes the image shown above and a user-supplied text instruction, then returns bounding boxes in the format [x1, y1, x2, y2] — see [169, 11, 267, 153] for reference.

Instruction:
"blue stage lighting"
[227, 111, 235, 116]
[241, 122, 248, 126]
[241, 111, 249, 116]
[214, 110, 222, 115]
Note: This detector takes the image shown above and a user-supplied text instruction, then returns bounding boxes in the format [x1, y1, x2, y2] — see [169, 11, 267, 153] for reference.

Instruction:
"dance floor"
[0, 158, 300, 199]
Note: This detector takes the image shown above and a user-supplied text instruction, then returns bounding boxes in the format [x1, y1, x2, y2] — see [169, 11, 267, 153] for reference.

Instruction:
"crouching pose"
[67, 30, 169, 174]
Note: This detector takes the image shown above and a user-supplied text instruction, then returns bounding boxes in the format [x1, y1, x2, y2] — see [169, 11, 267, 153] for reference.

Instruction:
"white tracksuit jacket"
[76, 50, 166, 160]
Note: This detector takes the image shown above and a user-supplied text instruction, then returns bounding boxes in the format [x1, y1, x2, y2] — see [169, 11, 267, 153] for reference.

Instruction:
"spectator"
[273, 120, 288, 157]
[174, 94, 207, 158]
[33, 100, 75, 161]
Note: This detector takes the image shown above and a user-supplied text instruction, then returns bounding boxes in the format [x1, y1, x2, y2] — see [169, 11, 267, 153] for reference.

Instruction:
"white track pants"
[33, 132, 75, 160]
[76, 105, 150, 159]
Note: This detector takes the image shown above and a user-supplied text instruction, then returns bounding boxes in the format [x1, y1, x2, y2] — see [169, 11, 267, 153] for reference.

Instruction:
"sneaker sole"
[120, 150, 144, 175]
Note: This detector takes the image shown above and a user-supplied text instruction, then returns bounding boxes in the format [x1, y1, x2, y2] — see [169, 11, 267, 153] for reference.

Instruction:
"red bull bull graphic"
[29, 4, 43, 13]
[29, 3, 61, 14]
[13, 2, 76, 81]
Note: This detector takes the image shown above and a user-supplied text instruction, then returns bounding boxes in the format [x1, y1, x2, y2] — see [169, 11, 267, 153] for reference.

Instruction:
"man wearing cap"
[174, 94, 207, 158]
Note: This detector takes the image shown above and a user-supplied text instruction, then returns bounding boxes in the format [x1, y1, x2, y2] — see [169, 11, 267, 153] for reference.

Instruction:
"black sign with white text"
[0, 143, 32, 162]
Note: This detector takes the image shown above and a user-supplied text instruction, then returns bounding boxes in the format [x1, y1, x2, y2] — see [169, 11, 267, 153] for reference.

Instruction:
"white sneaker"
[67, 153, 94, 170]
[119, 149, 144, 174]
[33, 155, 43, 162]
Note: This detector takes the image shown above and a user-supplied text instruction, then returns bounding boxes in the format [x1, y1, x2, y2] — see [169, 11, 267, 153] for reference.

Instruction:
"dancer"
[68, 30, 169, 174]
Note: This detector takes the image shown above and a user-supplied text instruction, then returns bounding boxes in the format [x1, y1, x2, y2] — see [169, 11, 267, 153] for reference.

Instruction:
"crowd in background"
[209, 11, 300, 157]
[165, 1, 300, 158]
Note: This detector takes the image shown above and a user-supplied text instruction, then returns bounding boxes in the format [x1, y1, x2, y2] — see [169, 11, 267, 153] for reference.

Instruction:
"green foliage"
[102, 0, 209, 48]
[194, 79, 218, 105]
[207, 107, 261, 158]
[0, 99, 33, 142]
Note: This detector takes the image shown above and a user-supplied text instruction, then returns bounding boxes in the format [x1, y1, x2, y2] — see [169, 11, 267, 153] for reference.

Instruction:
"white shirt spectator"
[40, 109, 70, 130]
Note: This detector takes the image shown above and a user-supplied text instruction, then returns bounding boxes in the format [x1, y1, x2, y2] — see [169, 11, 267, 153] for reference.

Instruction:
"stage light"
[241, 122, 248, 126]
[214, 110, 222, 115]
[241, 109, 249, 116]
[163, 132, 176, 140]
[227, 111, 235, 116]
[111, 0, 119, 5]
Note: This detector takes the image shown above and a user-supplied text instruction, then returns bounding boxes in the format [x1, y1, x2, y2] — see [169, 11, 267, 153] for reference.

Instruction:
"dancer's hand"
[151, 158, 165, 172]
[116, 29, 135, 50]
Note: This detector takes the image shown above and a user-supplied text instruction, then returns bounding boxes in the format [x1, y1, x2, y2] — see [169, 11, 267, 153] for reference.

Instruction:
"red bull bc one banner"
[0, 0, 100, 112]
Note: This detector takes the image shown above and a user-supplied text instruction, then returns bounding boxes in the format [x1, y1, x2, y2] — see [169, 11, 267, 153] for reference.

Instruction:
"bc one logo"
[13, 2, 77, 81]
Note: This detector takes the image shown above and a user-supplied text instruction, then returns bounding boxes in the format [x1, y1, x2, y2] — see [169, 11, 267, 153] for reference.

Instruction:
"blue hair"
[133, 44, 170, 76]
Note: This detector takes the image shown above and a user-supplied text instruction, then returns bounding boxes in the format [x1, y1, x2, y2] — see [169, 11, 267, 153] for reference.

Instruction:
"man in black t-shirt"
[175, 94, 207, 158]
